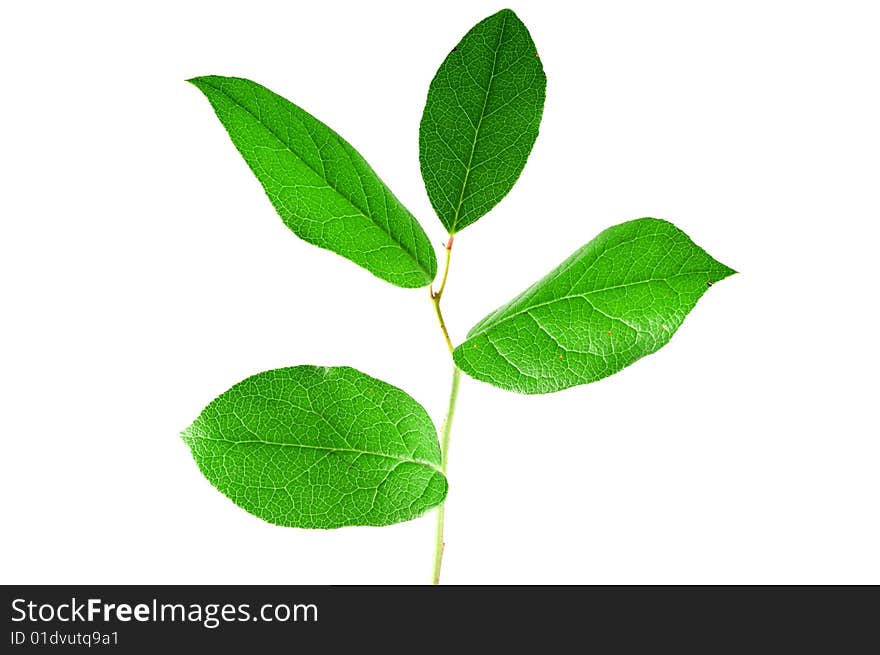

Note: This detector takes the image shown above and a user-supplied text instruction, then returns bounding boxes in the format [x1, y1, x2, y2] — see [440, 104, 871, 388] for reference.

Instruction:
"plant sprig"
[182, 8, 735, 584]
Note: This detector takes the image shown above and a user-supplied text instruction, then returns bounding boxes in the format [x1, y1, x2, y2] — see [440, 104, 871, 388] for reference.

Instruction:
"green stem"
[430, 235, 455, 355]
[430, 235, 458, 585]
[432, 365, 461, 585]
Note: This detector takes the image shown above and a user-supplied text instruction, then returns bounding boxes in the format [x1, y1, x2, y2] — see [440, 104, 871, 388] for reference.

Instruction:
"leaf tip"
[185, 77, 217, 97]
[186, 75, 228, 92]
[179, 424, 195, 448]
[715, 262, 738, 282]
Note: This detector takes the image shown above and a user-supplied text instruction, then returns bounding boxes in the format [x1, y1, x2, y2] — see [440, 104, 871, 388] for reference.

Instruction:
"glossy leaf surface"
[190, 76, 437, 288]
[453, 218, 735, 393]
[182, 366, 447, 528]
[419, 9, 546, 233]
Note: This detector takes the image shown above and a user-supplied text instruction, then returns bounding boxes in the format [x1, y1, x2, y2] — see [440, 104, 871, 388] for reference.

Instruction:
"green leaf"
[189, 76, 437, 288]
[419, 9, 546, 234]
[181, 366, 447, 528]
[453, 218, 736, 394]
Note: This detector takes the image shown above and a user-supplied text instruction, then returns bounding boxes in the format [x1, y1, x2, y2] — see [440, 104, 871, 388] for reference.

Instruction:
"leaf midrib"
[199, 78, 431, 278]
[183, 431, 443, 473]
[467, 270, 716, 339]
[449, 11, 508, 233]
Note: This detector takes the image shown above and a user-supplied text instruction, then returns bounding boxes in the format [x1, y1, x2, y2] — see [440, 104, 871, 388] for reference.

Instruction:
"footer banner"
[1, 585, 874, 651]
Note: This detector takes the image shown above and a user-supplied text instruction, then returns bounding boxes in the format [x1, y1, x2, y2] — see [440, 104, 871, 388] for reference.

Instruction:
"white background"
[2, 0, 878, 584]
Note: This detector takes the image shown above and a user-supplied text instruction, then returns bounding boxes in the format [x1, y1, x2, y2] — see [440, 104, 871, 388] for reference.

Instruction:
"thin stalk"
[435, 234, 453, 299]
[432, 365, 460, 585]
[430, 235, 455, 354]
[429, 235, 458, 584]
